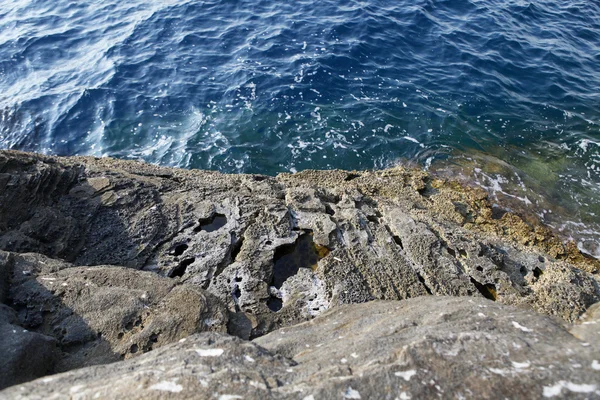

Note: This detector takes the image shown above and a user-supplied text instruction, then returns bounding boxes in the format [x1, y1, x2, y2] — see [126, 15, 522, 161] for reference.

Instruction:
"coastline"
[1, 150, 598, 397]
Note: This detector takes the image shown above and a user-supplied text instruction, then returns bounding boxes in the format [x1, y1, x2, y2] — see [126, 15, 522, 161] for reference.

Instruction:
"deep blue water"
[0, 0, 599, 255]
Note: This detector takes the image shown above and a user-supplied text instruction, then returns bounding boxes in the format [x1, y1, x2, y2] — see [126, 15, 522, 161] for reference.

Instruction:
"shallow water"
[0, 0, 599, 254]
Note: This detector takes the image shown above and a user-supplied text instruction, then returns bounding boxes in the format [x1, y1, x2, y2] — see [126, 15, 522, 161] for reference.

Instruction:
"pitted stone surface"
[3, 298, 599, 399]
[1, 151, 597, 334]
[2, 251, 228, 376]
[0, 150, 599, 391]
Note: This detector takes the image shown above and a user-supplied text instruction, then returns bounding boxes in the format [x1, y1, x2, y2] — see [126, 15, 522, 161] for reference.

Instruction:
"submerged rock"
[3, 297, 599, 399]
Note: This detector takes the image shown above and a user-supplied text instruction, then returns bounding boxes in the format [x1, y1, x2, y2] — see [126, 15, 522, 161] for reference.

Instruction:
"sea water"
[0, 0, 598, 255]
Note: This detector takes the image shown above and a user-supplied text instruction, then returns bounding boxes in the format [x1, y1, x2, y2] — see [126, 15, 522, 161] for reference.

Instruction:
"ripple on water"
[0, 0, 599, 254]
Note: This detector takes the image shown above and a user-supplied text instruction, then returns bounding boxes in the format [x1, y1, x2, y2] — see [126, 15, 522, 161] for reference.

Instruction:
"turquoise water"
[0, 0, 599, 255]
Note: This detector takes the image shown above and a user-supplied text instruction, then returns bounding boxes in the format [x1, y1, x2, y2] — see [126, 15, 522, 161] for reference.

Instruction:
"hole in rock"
[447, 248, 457, 258]
[367, 215, 379, 223]
[231, 237, 244, 262]
[458, 249, 468, 258]
[344, 173, 360, 181]
[416, 272, 433, 295]
[520, 266, 528, 276]
[470, 278, 497, 301]
[194, 214, 227, 233]
[538, 256, 545, 263]
[267, 297, 283, 312]
[476, 266, 483, 272]
[233, 287, 241, 300]
[533, 267, 543, 279]
[271, 232, 330, 289]
[392, 235, 404, 249]
[266, 240, 273, 246]
[173, 243, 188, 256]
[168, 258, 195, 278]
[325, 204, 335, 216]
[491, 206, 507, 220]
[130, 344, 138, 354]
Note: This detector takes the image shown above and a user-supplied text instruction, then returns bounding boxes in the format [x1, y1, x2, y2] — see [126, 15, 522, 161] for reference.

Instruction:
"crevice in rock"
[416, 272, 433, 295]
[173, 243, 188, 257]
[211, 232, 246, 284]
[231, 237, 244, 263]
[383, 224, 404, 250]
[325, 204, 335, 216]
[168, 257, 195, 278]
[194, 214, 227, 233]
[344, 173, 360, 181]
[392, 235, 404, 250]
[469, 277, 497, 301]
[233, 286, 242, 312]
[367, 215, 379, 224]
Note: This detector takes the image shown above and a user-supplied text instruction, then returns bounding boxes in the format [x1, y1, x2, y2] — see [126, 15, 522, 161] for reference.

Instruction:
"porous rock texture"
[0, 150, 599, 395]
[3, 251, 228, 374]
[3, 297, 600, 399]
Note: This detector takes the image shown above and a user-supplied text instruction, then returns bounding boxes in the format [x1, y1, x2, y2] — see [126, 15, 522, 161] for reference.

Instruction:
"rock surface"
[0, 150, 599, 394]
[0, 304, 58, 390]
[3, 297, 599, 399]
[0, 250, 228, 386]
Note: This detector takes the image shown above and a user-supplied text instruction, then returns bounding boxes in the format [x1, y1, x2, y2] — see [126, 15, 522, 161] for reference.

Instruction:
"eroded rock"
[0, 150, 598, 341]
[0, 304, 58, 390]
[0, 150, 599, 392]
[3, 297, 599, 399]
[2, 251, 228, 373]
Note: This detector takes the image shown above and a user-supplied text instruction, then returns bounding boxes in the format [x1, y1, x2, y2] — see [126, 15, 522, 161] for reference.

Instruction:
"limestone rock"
[0, 304, 59, 390]
[3, 297, 599, 399]
[2, 251, 228, 372]
[0, 150, 597, 341]
[570, 301, 600, 350]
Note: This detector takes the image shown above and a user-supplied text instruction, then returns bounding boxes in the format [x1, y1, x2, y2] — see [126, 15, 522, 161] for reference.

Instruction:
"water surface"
[1, 0, 599, 254]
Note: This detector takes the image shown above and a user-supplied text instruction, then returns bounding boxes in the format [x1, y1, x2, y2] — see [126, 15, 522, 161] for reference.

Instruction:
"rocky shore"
[0, 150, 598, 399]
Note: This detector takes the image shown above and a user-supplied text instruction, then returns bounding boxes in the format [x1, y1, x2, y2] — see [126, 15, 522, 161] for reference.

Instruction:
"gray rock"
[0, 150, 597, 341]
[1, 150, 599, 393]
[3, 251, 228, 373]
[0, 304, 59, 390]
[256, 296, 600, 399]
[570, 302, 600, 350]
[3, 297, 599, 399]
